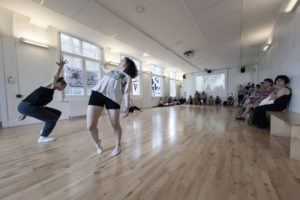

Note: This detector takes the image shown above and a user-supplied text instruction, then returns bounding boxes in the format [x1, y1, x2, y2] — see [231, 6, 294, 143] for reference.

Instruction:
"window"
[151, 64, 163, 97]
[121, 56, 141, 96]
[170, 72, 176, 97]
[60, 33, 102, 96]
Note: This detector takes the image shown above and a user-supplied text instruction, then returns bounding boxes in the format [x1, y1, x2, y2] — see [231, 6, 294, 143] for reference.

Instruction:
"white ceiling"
[8, 0, 285, 72]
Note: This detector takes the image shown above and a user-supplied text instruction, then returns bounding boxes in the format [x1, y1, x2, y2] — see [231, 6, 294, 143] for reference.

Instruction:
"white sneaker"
[96, 139, 103, 154]
[110, 146, 121, 157]
[38, 136, 56, 143]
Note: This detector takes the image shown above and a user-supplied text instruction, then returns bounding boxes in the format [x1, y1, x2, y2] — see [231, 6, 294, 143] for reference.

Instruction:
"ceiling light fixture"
[281, 0, 299, 13]
[143, 53, 149, 57]
[20, 37, 49, 48]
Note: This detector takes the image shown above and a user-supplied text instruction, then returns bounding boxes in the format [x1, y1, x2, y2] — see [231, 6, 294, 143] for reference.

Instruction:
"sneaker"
[110, 146, 121, 157]
[235, 116, 245, 120]
[38, 136, 56, 143]
[96, 139, 103, 154]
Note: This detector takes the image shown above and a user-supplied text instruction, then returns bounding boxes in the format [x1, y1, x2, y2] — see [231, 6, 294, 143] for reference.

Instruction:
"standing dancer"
[87, 57, 138, 157]
[18, 58, 67, 143]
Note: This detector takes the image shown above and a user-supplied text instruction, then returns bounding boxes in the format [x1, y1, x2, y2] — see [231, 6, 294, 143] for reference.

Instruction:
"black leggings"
[238, 95, 244, 104]
[18, 101, 61, 137]
[252, 104, 284, 128]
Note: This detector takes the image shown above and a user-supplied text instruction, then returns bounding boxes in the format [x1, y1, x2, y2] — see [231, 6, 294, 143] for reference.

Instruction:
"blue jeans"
[18, 101, 61, 137]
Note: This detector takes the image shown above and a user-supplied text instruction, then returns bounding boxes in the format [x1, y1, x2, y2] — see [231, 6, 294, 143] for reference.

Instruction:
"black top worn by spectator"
[251, 88, 292, 128]
[23, 87, 55, 106]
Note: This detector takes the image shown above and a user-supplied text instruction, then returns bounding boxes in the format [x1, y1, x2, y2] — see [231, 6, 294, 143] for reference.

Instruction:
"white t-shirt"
[92, 70, 132, 105]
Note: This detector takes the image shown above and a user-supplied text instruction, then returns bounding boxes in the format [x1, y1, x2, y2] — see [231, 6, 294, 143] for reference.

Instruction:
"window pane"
[63, 55, 84, 96]
[151, 64, 162, 76]
[83, 41, 101, 60]
[72, 38, 81, 55]
[152, 75, 162, 97]
[60, 33, 72, 53]
[170, 72, 176, 79]
[60, 33, 81, 56]
[86, 60, 101, 95]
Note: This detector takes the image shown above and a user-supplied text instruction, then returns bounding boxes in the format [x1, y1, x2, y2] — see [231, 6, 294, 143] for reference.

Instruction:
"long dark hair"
[123, 57, 138, 79]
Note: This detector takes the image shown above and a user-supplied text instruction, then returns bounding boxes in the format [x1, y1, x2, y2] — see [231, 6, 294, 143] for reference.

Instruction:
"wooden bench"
[269, 111, 300, 160]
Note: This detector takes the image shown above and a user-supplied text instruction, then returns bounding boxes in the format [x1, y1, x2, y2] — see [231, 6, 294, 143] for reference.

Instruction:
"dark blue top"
[23, 87, 55, 106]
[238, 89, 244, 96]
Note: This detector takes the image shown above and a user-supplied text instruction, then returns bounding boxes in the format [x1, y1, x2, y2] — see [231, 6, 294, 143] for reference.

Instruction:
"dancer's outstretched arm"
[46, 57, 67, 88]
[101, 64, 110, 74]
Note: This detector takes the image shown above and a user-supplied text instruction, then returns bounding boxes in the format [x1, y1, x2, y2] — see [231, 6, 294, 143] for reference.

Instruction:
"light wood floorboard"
[1, 105, 300, 200]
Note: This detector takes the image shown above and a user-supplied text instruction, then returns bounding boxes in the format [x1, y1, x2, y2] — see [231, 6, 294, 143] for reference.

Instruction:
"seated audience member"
[236, 80, 272, 120]
[168, 96, 172, 103]
[208, 96, 214, 105]
[250, 75, 291, 128]
[215, 96, 222, 106]
[237, 85, 245, 105]
[260, 81, 265, 90]
[244, 82, 251, 95]
[159, 98, 164, 107]
[223, 93, 234, 106]
[188, 95, 193, 104]
[241, 86, 254, 106]
[179, 97, 186, 104]
[260, 78, 275, 100]
[254, 84, 261, 100]
[171, 97, 179, 105]
[194, 91, 199, 105]
[200, 92, 207, 105]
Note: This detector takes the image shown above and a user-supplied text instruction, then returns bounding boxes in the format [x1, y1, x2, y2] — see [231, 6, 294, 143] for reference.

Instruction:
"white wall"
[0, 7, 182, 127]
[227, 65, 256, 96]
[257, 6, 300, 114]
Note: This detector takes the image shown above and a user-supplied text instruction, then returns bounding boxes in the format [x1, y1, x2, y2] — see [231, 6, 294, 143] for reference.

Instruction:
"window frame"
[58, 32, 103, 99]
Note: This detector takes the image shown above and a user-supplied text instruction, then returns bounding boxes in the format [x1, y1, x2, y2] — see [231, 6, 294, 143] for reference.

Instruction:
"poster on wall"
[152, 76, 161, 96]
[65, 66, 84, 88]
[132, 79, 140, 96]
[86, 70, 99, 89]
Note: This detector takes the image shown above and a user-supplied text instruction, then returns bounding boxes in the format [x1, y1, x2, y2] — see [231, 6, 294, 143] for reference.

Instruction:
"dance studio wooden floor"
[1, 105, 300, 200]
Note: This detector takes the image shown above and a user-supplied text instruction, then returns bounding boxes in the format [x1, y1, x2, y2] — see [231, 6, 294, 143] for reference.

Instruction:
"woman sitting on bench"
[251, 75, 292, 128]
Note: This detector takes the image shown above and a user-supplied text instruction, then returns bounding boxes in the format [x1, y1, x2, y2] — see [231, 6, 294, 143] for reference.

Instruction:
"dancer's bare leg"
[87, 105, 104, 154]
[107, 109, 122, 157]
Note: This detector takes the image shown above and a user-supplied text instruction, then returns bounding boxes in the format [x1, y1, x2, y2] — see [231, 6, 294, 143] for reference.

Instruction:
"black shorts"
[88, 91, 120, 109]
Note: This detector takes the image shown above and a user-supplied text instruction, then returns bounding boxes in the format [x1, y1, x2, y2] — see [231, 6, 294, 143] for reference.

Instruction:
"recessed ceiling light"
[136, 5, 145, 13]
[143, 53, 149, 57]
